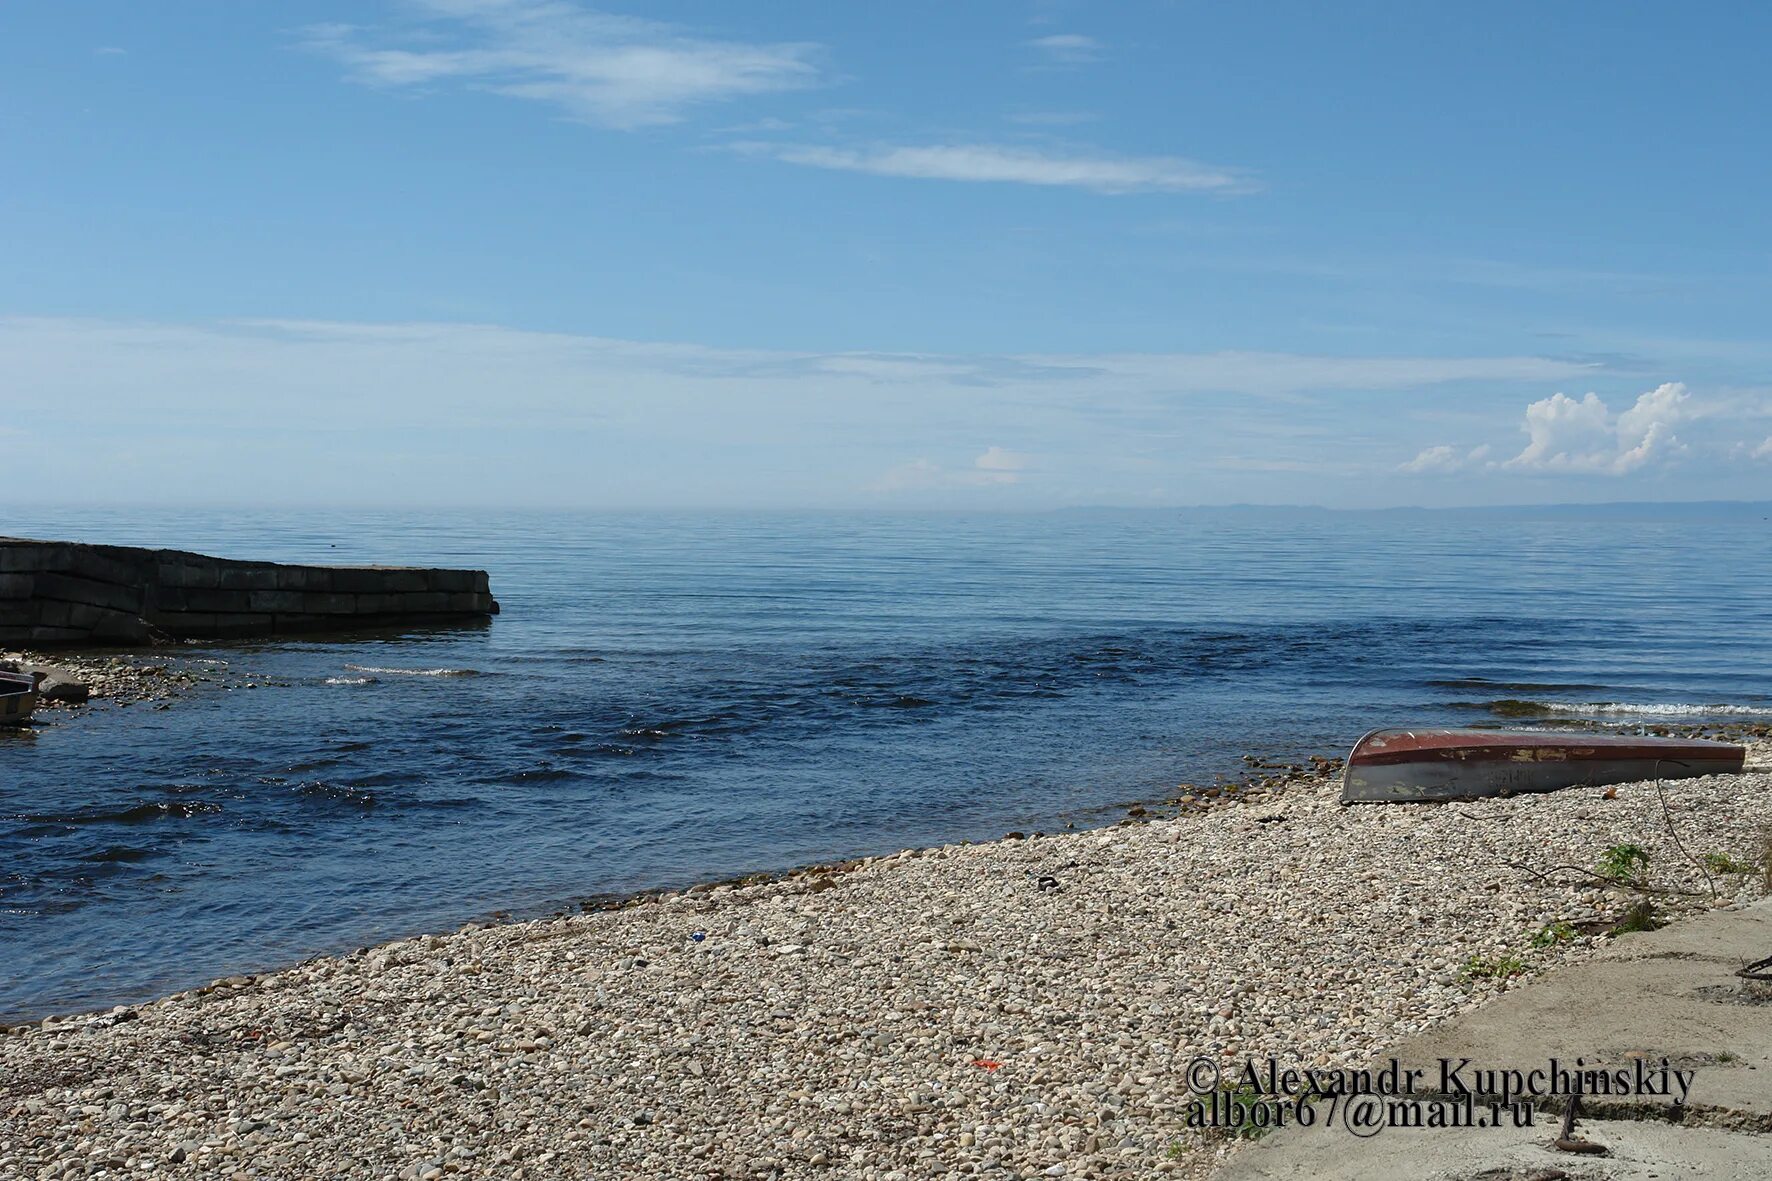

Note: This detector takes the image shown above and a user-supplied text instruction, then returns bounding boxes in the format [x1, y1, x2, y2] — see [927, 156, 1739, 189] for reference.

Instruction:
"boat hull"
[1340, 728, 1745, 803]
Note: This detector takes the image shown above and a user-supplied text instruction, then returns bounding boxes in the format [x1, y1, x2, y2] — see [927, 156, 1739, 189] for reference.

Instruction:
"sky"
[3, 1, 1770, 509]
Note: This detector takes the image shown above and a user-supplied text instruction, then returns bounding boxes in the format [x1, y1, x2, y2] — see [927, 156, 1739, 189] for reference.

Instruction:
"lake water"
[3, 506, 1770, 1020]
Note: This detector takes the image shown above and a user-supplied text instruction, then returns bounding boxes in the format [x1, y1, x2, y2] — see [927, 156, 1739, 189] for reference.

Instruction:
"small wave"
[343, 665, 479, 677]
[324, 676, 376, 686]
[79, 845, 157, 864]
[25, 801, 223, 825]
[1428, 678, 1609, 691]
[1544, 701, 1772, 718]
[293, 782, 378, 808]
[618, 714, 739, 740]
[873, 694, 936, 709]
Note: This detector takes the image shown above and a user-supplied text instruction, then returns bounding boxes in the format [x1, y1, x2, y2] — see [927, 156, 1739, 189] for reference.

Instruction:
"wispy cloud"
[303, 2, 822, 129]
[731, 142, 1257, 195]
[1026, 33, 1103, 65]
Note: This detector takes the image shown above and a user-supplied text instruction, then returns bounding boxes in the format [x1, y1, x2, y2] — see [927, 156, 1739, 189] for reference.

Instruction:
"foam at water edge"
[1545, 701, 1772, 717]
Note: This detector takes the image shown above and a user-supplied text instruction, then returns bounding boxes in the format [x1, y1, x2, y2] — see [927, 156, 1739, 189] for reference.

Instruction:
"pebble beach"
[4, 748, 1769, 1181]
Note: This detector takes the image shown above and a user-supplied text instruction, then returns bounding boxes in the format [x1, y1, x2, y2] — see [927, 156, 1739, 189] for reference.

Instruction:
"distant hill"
[1053, 500, 1772, 521]
[1362, 500, 1772, 521]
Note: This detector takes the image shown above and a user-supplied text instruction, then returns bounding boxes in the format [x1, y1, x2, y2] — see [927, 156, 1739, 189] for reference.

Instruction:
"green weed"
[1702, 851, 1752, 876]
[1461, 955, 1528, 981]
[1531, 921, 1576, 948]
[1596, 843, 1651, 884]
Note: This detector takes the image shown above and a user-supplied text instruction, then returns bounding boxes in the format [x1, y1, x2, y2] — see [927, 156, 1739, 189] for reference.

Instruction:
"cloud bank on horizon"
[5, 316, 1770, 508]
[1399, 383, 1767, 479]
[5, 1, 1771, 507]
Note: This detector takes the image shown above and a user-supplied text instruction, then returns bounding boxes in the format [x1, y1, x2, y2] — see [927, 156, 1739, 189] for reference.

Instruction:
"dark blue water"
[4, 507, 1770, 1020]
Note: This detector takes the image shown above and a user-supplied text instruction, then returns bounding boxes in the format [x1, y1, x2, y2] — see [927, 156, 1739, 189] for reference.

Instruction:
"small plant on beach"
[1461, 954, 1527, 982]
[1702, 851, 1752, 876]
[1530, 920, 1576, 948]
[1596, 843, 1651, 885]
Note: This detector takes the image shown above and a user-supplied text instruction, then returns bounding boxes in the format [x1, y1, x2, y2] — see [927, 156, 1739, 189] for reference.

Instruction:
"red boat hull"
[1340, 728, 1745, 803]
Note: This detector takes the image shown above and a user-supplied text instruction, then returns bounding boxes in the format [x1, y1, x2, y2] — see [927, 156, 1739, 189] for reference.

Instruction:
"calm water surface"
[3, 507, 1769, 1020]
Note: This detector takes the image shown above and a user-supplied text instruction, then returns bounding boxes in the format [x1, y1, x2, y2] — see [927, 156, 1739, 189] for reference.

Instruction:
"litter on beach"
[1339, 727, 1747, 803]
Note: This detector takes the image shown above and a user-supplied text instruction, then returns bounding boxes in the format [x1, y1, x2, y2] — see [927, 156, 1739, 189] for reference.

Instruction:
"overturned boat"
[0, 669, 38, 726]
[1341, 728, 1745, 803]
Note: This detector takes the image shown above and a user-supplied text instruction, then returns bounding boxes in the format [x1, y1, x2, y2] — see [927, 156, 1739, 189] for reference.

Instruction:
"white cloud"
[1401, 444, 1459, 474]
[871, 455, 1022, 492]
[732, 142, 1256, 195]
[871, 447, 1027, 493]
[1399, 443, 1491, 474]
[975, 445, 1029, 471]
[1399, 382, 1759, 479]
[1027, 33, 1103, 64]
[1504, 383, 1691, 474]
[304, 2, 821, 129]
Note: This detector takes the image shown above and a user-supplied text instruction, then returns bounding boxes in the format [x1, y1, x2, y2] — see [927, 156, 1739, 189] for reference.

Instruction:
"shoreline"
[0, 756, 1339, 1030]
[1, 648, 223, 713]
[6, 718, 1766, 1027]
[4, 748, 1768, 1179]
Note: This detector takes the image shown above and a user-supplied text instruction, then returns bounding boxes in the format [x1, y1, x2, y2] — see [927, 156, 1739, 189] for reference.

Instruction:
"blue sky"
[4, 1, 1770, 508]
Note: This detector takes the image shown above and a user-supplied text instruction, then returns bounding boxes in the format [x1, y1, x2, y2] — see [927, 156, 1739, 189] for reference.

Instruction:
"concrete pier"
[0, 537, 498, 646]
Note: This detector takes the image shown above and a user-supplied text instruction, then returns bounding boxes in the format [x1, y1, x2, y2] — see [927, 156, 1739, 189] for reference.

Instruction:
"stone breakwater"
[0, 538, 497, 646]
[3, 759, 1769, 1181]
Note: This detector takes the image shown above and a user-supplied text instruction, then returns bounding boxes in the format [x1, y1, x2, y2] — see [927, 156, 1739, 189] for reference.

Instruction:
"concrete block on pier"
[0, 537, 499, 646]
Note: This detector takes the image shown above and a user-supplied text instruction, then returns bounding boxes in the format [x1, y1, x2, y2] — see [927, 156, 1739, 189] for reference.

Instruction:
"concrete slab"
[1217, 899, 1772, 1180]
[1219, 1116, 1772, 1180]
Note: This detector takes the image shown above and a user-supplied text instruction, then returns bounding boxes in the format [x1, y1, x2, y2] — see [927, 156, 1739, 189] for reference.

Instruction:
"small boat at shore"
[1, 669, 38, 726]
[1340, 727, 1746, 803]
